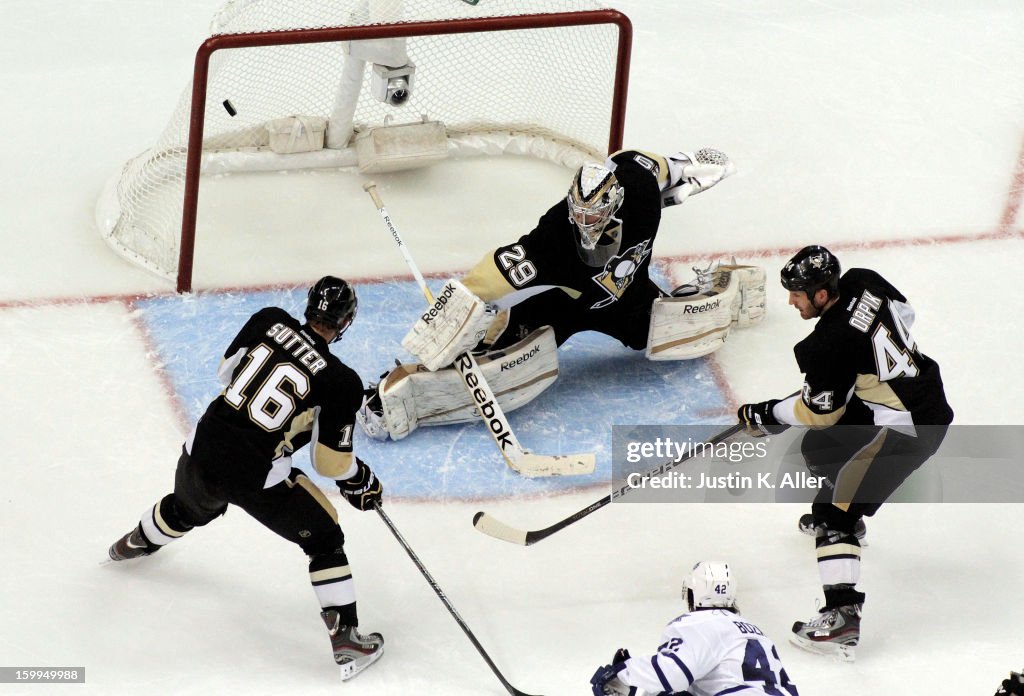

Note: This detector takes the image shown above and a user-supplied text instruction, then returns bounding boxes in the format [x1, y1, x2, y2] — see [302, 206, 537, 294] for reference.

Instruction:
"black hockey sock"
[824, 584, 866, 609]
[325, 603, 359, 627]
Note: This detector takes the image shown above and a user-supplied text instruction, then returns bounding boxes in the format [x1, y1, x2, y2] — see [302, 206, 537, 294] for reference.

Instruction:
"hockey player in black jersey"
[737, 246, 953, 661]
[359, 148, 767, 441]
[108, 276, 385, 681]
[460, 148, 735, 350]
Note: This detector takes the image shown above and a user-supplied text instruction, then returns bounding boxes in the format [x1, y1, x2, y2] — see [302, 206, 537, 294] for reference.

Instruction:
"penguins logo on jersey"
[590, 240, 652, 309]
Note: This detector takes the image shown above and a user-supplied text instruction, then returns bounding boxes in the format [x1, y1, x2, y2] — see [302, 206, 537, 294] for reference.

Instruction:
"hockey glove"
[589, 660, 635, 696]
[661, 148, 735, 207]
[738, 400, 789, 436]
[996, 671, 1024, 696]
[336, 458, 383, 511]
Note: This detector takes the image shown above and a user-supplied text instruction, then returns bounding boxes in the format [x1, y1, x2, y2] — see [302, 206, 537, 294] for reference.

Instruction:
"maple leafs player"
[590, 562, 799, 696]
[108, 277, 386, 681]
[361, 148, 765, 440]
[737, 246, 953, 660]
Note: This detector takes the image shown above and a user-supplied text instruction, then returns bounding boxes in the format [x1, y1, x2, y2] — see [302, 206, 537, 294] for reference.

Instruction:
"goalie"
[360, 148, 765, 441]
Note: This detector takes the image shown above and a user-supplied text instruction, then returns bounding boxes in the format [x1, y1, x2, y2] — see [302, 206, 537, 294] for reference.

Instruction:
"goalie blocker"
[646, 263, 766, 360]
[401, 278, 494, 372]
[366, 326, 559, 440]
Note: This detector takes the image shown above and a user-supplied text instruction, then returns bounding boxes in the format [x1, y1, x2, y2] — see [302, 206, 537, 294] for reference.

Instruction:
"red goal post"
[96, 1, 632, 293]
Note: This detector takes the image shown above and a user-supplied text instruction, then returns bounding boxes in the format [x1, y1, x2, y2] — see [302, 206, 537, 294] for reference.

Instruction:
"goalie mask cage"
[96, 0, 631, 292]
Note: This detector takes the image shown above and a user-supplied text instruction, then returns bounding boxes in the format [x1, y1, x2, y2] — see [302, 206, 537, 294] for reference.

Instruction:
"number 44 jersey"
[616, 609, 798, 696]
[790, 268, 953, 429]
[196, 307, 364, 490]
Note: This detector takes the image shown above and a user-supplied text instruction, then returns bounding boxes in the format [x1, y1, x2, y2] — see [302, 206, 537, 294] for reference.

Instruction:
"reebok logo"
[500, 344, 541, 371]
[455, 354, 513, 450]
[682, 298, 721, 314]
[420, 282, 457, 324]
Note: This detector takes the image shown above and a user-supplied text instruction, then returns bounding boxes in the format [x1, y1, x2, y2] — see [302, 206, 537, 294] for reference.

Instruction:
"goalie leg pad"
[377, 326, 559, 439]
[401, 279, 494, 371]
[720, 263, 766, 327]
[645, 266, 745, 360]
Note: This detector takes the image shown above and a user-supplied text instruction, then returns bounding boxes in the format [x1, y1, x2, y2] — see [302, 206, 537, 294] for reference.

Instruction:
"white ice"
[1, 1, 1023, 695]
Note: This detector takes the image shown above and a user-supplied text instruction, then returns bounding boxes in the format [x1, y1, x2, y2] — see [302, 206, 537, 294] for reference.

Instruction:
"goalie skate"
[321, 610, 384, 681]
[790, 604, 861, 662]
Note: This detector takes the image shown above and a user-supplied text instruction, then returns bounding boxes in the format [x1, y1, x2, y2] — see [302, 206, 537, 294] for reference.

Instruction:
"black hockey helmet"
[781, 245, 840, 299]
[305, 276, 357, 342]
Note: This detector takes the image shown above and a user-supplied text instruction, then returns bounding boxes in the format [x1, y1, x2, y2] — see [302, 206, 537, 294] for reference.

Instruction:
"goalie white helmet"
[684, 561, 737, 612]
[566, 163, 624, 253]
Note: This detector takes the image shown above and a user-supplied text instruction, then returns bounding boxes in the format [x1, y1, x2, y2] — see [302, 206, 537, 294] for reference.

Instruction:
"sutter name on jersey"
[266, 322, 328, 374]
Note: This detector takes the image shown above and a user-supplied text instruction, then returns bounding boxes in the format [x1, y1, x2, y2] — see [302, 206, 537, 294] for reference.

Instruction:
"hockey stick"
[363, 181, 594, 477]
[375, 504, 543, 696]
[473, 422, 746, 545]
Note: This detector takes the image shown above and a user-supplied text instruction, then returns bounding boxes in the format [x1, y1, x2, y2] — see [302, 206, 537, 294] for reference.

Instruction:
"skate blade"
[789, 634, 856, 662]
[338, 646, 384, 681]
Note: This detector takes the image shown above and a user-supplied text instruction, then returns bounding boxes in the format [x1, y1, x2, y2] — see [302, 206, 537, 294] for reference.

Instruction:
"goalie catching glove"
[402, 279, 496, 371]
[336, 458, 383, 511]
[738, 400, 789, 437]
[661, 148, 736, 207]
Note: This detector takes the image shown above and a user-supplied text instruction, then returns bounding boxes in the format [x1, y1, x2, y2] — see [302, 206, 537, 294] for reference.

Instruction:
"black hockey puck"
[222, 99, 237, 117]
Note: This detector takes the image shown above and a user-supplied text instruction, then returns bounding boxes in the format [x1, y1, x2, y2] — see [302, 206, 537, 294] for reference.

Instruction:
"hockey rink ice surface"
[2, 1, 1024, 695]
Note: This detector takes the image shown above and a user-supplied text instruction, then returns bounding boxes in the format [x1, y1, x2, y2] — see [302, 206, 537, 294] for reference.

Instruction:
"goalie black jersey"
[196, 307, 363, 488]
[462, 149, 665, 311]
[791, 268, 953, 428]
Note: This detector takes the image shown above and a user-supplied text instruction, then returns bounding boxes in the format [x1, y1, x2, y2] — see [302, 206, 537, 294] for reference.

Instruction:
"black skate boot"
[321, 609, 384, 681]
[798, 514, 867, 543]
[790, 603, 861, 661]
[108, 524, 159, 561]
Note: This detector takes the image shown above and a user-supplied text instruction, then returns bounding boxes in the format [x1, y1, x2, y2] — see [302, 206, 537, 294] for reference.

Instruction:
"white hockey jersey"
[617, 609, 799, 696]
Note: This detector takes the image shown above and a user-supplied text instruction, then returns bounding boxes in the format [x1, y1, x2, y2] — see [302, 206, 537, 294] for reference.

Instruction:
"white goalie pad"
[401, 279, 494, 371]
[646, 291, 734, 360]
[378, 326, 559, 440]
[722, 262, 766, 328]
[645, 262, 766, 360]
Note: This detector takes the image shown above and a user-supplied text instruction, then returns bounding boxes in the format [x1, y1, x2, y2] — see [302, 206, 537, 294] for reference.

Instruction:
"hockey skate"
[790, 604, 861, 661]
[321, 610, 384, 681]
[108, 525, 159, 561]
[798, 514, 867, 544]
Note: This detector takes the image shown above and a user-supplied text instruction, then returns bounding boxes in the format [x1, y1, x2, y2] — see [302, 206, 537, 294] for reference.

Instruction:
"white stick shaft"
[363, 181, 432, 303]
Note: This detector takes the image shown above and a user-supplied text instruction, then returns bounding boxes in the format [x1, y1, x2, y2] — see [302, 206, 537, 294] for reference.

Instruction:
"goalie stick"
[375, 504, 543, 696]
[473, 422, 745, 545]
[363, 181, 594, 478]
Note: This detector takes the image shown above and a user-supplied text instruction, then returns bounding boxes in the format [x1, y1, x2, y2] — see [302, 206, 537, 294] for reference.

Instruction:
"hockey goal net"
[96, 0, 631, 292]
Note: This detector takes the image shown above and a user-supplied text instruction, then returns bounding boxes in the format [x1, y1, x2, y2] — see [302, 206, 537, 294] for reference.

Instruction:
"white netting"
[97, 0, 627, 285]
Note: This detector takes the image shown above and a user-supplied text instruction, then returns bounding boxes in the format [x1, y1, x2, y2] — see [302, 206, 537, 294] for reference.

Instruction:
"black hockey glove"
[612, 648, 630, 665]
[738, 400, 789, 436]
[336, 458, 383, 511]
[995, 671, 1024, 696]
